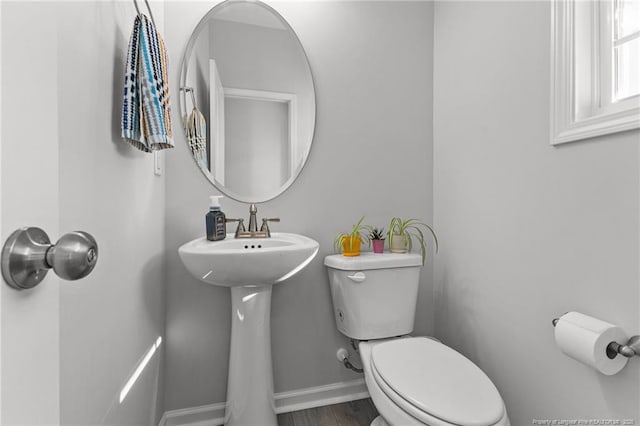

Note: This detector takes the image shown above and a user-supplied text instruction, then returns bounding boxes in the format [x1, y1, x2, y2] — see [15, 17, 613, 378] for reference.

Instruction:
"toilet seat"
[370, 337, 505, 426]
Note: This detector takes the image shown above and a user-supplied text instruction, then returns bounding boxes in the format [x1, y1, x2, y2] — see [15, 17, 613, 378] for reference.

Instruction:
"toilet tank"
[324, 253, 422, 340]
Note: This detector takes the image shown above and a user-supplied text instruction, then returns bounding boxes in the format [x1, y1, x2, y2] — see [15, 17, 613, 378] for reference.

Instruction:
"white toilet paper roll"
[554, 311, 629, 375]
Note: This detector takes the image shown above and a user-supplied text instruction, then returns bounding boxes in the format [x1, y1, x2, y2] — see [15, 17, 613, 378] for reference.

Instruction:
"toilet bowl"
[324, 253, 510, 426]
[359, 337, 510, 426]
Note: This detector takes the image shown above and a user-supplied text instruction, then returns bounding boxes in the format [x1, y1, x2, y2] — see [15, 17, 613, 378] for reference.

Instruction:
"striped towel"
[185, 107, 208, 170]
[121, 14, 173, 152]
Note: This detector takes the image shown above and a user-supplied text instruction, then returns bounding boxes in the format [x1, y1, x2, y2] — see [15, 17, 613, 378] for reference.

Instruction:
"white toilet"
[324, 253, 510, 426]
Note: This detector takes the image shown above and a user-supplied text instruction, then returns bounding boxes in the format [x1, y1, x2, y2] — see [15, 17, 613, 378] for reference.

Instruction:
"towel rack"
[133, 0, 156, 26]
[181, 86, 198, 110]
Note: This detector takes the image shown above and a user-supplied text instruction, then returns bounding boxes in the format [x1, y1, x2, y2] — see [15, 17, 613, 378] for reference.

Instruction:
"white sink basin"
[178, 232, 319, 287]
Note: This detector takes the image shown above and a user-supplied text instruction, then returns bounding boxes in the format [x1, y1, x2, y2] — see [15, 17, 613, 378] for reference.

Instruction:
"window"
[551, 0, 640, 145]
[612, 0, 640, 101]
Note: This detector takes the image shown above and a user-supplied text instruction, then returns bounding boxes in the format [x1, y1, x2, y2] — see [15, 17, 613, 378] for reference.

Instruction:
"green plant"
[366, 226, 385, 241]
[388, 217, 438, 265]
[334, 216, 369, 252]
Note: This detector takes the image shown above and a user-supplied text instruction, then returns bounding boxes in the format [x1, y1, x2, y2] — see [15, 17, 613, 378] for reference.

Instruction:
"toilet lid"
[371, 337, 504, 426]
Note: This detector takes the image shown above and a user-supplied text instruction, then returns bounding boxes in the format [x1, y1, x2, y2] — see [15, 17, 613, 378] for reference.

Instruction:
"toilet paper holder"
[552, 316, 640, 359]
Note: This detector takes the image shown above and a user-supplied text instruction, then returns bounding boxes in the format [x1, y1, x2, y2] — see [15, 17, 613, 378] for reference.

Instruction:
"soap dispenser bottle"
[206, 196, 226, 241]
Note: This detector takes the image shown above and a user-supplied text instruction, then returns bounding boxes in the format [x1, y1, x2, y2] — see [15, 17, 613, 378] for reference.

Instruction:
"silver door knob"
[1, 227, 99, 290]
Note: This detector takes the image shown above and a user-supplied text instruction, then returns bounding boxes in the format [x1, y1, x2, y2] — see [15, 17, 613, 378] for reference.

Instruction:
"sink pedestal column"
[225, 285, 277, 426]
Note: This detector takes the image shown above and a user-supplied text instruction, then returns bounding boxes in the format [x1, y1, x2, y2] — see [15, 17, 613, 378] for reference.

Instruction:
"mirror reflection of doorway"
[225, 95, 290, 197]
[208, 62, 297, 198]
[209, 59, 225, 185]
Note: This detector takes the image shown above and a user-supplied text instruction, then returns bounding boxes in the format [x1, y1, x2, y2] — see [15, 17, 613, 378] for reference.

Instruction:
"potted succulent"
[388, 217, 438, 265]
[366, 227, 386, 254]
[334, 216, 369, 257]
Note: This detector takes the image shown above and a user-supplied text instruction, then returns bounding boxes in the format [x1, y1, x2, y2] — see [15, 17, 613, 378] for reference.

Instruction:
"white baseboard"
[158, 378, 369, 426]
[159, 402, 227, 426]
[274, 378, 369, 414]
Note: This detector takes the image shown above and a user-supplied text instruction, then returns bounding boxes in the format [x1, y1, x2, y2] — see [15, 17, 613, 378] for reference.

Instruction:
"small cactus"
[367, 227, 385, 241]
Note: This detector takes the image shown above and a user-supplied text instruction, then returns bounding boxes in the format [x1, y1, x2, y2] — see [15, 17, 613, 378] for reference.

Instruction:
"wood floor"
[277, 398, 378, 426]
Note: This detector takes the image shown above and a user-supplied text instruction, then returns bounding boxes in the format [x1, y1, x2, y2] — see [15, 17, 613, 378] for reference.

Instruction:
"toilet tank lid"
[324, 252, 422, 271]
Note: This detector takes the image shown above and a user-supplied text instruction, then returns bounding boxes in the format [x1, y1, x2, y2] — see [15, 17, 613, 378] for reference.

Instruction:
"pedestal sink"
[178, 233, 319, 426]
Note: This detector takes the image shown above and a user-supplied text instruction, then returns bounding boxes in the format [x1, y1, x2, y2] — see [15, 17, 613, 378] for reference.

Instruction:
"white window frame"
[551, 0, 640, 145]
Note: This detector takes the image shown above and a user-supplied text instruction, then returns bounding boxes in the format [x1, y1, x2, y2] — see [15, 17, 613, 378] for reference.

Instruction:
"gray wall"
[57, 2, 167, 424]
[433, 1, 640, 424]
[163, 0, 434, 411]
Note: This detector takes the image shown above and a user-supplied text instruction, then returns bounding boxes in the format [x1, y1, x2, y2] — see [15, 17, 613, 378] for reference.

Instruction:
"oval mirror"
[180, 0, 316, 203]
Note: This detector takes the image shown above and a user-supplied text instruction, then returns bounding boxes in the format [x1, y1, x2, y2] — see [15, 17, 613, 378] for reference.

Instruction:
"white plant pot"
[389, 233, 409, 253]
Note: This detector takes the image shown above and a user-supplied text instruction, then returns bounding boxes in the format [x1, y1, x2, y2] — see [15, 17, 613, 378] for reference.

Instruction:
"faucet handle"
[225, 218, 244, 228]
[260, 218, 280, 237]
[226, 218, 245, 237]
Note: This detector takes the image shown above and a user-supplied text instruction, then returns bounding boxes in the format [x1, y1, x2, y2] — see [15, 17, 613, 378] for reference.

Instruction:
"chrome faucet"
[248, 204, 258, 234]
[227, 204, 280, 238]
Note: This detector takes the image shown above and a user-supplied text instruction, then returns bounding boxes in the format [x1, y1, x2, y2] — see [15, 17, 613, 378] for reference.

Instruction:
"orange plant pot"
[341, 236, 362, 257]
